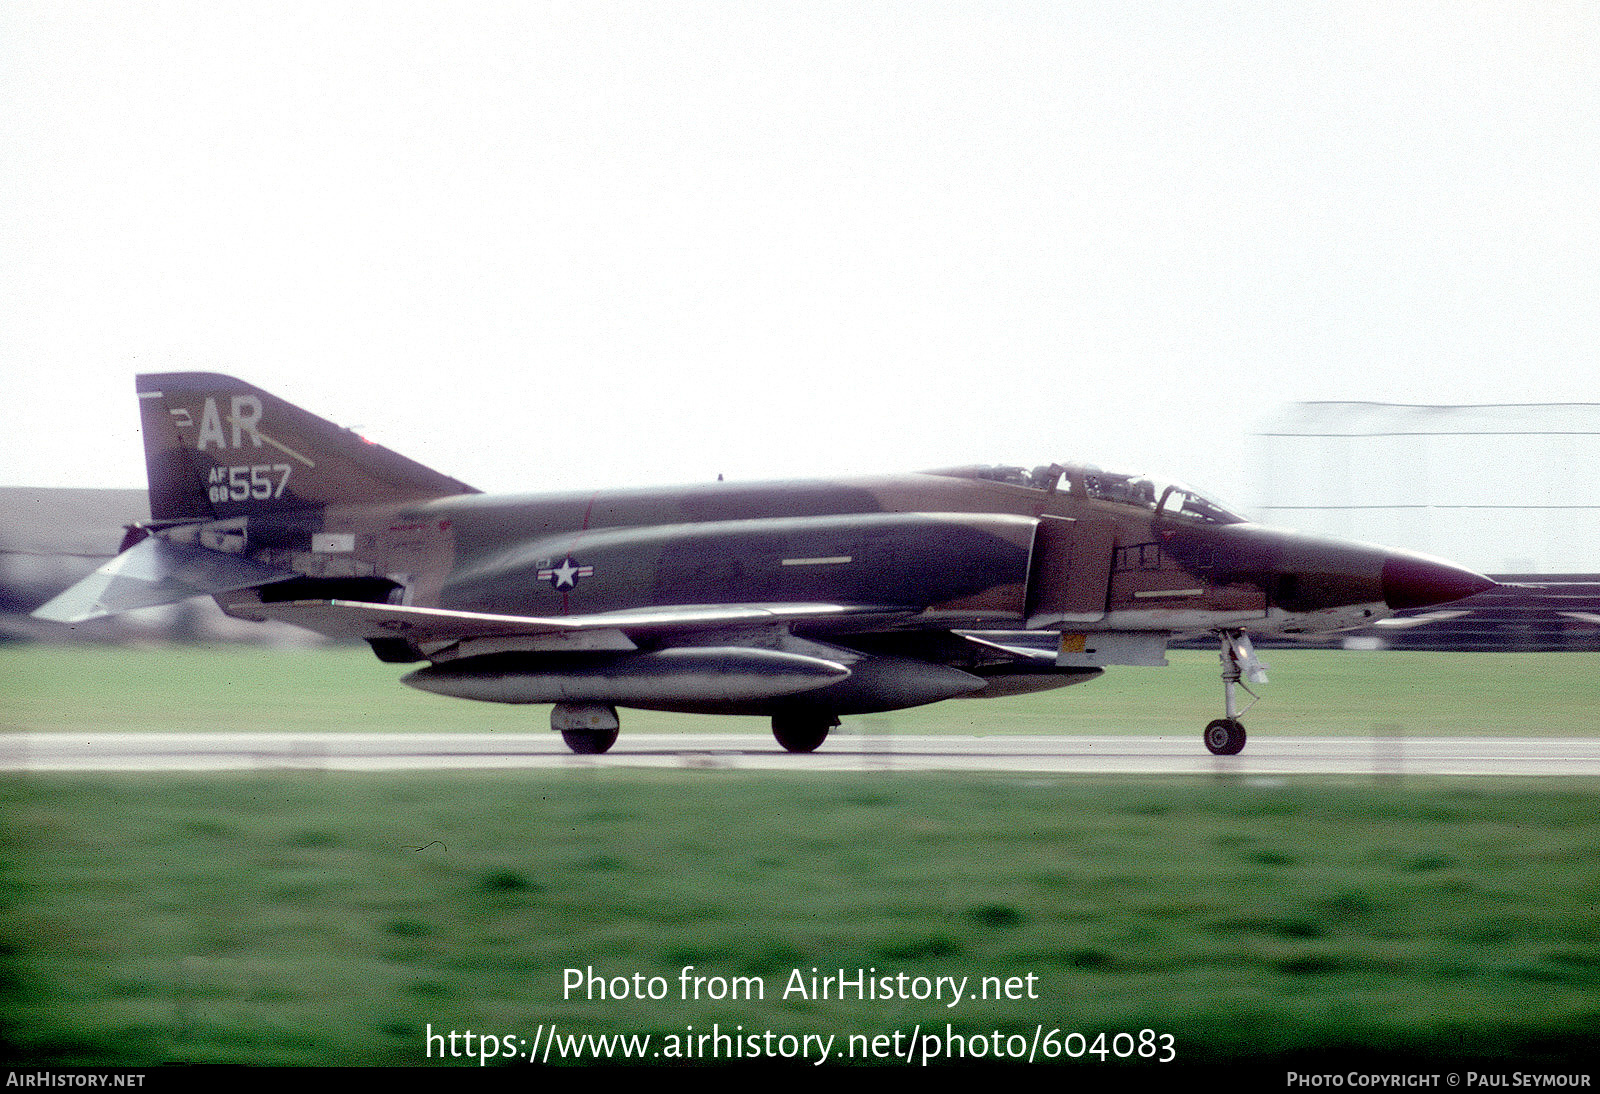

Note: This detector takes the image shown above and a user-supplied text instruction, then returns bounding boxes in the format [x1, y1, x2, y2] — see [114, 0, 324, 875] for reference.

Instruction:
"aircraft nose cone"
[1381, 554, 1496, 610]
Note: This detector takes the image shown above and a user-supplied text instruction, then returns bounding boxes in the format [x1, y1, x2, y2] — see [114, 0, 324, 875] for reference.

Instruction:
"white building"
[1253, 403, 1600, 576]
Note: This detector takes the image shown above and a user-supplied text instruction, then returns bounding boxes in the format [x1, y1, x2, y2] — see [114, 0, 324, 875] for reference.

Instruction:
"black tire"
[1204, 718, 1246, 756]
[772, 714, 831, 754]
[561, 727, 619, 755]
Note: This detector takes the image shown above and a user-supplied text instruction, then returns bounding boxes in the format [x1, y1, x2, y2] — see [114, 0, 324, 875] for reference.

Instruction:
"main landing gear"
[550, 704, 842, 755]
[1206, 629, 1267, 756]
[771, 711, 838, 753]
[552, 703, 620, 754]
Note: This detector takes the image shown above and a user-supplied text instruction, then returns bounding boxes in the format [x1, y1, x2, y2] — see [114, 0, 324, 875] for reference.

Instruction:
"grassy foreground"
[2, 772, 1597, 1067]
[3, 644, 1597, 1068]
[3, 642, 1598, 736]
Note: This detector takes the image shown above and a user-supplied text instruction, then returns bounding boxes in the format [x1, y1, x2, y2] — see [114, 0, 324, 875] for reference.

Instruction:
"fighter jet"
[35, 373, 1495, 756]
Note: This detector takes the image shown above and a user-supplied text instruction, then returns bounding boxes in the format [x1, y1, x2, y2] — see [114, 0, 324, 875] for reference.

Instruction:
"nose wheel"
[1207, 630, 1266, 756]
[1204, 717, 1247, 756]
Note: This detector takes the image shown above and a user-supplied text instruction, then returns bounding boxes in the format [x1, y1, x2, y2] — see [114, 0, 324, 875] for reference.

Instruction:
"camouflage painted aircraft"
[36, 373, 1495, 756]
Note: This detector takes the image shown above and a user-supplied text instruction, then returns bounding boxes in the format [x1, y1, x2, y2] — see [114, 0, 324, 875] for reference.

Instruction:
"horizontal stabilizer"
[32, 536, 296, 623]
[231, 598, 902, 643]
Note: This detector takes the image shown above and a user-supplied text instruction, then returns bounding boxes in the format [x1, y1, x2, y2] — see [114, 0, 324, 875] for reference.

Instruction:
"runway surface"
[4, 732, 1599, 776]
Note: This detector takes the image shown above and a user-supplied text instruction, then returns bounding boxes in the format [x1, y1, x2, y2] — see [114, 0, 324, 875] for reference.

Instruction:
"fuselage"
[294, 463, 1490, 640]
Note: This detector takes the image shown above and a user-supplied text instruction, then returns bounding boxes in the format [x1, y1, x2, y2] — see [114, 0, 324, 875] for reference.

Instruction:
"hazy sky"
[4, 2, 1596, 509]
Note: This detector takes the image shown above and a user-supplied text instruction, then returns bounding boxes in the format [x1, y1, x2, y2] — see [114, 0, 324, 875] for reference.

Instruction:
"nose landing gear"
[1204, 717, 1246, 756]
[1206, 630, 1267, 756]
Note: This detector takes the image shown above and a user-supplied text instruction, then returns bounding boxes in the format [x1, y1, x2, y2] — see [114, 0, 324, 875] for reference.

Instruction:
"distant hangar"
[1253, 402, 1600, 650]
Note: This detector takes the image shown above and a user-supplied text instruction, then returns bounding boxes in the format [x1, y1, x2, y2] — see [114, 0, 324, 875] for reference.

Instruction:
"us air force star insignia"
[538, 556, 594, 590]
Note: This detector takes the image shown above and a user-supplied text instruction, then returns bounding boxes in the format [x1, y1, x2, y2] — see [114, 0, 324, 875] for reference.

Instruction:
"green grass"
[2, 773, 1598, 1066]
[4, 643, 1598, 736]
[3, 645, 1597, 1067]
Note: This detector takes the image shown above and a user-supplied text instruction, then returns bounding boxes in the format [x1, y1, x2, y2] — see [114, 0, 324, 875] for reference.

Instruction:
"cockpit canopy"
[925, 463, 1248, 525]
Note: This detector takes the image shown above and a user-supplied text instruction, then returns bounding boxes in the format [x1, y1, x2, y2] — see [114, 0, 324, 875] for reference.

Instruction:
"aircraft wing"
[231, 598, 907, 648]
[958, 629, 1171, 668]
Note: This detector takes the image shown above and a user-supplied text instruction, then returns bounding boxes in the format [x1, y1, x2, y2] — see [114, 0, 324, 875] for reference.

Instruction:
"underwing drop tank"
[402, 646, 851, 705]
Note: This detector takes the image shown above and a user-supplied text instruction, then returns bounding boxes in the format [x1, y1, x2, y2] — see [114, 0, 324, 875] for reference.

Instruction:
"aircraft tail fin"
[136, 372, 478, 523]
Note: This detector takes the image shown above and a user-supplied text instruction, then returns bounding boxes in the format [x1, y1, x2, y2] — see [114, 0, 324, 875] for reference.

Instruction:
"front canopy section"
[923, 463, 1248, 525]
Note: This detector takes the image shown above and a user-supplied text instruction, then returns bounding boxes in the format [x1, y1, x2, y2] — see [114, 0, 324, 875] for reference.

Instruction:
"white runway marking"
[3, 733, 1598, 776]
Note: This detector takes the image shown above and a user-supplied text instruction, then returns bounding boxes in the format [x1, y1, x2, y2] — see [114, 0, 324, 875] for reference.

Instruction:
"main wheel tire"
[561, 727, 619, 755]
[1204, 718, 1247, 756]
[772, 714, 831, 754]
